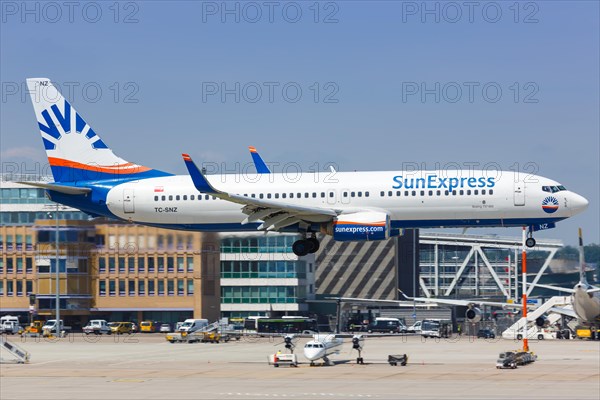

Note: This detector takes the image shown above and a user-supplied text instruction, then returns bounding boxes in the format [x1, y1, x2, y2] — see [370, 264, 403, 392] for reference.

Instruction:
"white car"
[159, 323, 171, 333]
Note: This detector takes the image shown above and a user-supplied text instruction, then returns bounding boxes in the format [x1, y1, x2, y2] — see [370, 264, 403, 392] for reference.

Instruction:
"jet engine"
[321, 211, 390, 241]
[535, 316, 550, 328]
[465, 307, 482, 323]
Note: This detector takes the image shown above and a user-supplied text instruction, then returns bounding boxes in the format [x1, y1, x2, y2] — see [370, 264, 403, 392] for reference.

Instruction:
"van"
[140, 320, 157, 333]
[367, 318, 406, 334]
[178, 319, 208, 333]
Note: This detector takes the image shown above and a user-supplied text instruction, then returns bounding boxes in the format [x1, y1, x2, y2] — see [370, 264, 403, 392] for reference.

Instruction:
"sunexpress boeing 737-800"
[21, 78, 589, 256]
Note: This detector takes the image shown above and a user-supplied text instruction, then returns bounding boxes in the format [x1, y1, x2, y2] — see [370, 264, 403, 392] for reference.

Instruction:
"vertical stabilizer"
[26, 78, 169, 182]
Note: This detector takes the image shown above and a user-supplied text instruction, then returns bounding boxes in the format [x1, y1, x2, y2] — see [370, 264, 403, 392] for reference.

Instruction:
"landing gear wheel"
[526, 237, 536, 248]
[306, 237, 320, 253]
[292, 240, 309, 256]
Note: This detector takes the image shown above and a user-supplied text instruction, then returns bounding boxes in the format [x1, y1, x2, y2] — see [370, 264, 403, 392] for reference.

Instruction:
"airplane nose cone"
[570, 193, 589, 215]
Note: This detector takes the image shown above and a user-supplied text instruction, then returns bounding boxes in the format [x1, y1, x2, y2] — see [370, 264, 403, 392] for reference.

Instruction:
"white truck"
[83, 320, 111, 335]
[407, 320, 422, 334]
[178, 319, 209, 333]
[42, 319, 71, 335]
[1, 316, 22, 335]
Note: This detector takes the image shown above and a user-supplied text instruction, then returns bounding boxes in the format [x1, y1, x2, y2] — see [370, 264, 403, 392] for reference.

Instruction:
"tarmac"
[1, 333, 599, 400]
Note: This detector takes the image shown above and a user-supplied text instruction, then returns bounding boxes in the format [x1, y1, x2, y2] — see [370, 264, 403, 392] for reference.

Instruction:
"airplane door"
[123, 189, 135, 213]
[514, 181, 525, 206]
[327, 189, 337, 205]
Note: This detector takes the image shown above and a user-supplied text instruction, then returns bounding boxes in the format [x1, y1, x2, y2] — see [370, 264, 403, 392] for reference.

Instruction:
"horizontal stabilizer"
[17, 181, 91, 195]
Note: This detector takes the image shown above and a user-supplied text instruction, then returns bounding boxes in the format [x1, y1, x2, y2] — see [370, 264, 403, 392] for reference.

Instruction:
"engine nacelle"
[321, 211, 390, 242]
[535, 316, 549, 328]
[465, 307, 482, 323]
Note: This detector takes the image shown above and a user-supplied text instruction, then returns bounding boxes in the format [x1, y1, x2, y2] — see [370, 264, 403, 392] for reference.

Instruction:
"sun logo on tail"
[542, 196, 559, 214]
[38, 99, 108, 151]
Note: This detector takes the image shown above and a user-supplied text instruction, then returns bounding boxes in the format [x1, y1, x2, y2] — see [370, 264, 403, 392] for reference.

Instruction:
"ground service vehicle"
[178, 319, 208, 333]
[255, 318, 318, 334]
[407, 321, 422, 334]
[22, 321, 44, 336]
[421, 319, 452, 338]
[83, 320, 111, 335]
[367, 318, 406, 334]
[140, 321, 158, 333]
[477, 328, 496, 339]
[42, 319, 70, 334]
[110, 322, 133, 334]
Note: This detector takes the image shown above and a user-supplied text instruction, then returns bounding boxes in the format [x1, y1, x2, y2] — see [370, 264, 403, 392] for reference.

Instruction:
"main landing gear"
[292, 236, 320, 256]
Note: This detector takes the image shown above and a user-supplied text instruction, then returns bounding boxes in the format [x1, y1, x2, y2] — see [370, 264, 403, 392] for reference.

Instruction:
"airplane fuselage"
[572, 284, 600, 325]
[52, 170, 587, 234]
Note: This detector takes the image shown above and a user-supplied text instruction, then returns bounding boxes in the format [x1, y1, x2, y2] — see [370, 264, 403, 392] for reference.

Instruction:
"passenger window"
[396, 191, 401, 196]
[304, 193, 309, 198]
[329, 192, 334, 197]
[190, 195, 195, 200]
[154, 196, 158, 201]
[282, 193, 286, 199]
[489, 190, 494, 195]
[176, 195, 180, 200]
[459, 190, 463, 195]
[474, 190, 478, 195]
[289, 193, 293, 198]
[321, 192, 325, 198]
[343, 192, 348, 197]
[466, 190, 471, 195]
[482, 190, 486, 195]
[405, 191, 409, 196]
[444, 191, 449, 196]
[412, 191, 416, 196]
[161, 195, 166, 201]
[351, 192, 355, 197]
[274, 193, 279, 199]
[183, 195, 187, 200]
[267, 194, 272, 199]
[205, 195, 210, 200]
[259, 194, 264, 199]
[212, 196, 216, 200]
[365, 192, 369, 197]
[380, 191, 385, 197]
[357, 192, 362, 197]
[420, 191, 425, 196]
[428, 190, 433, 196]
[169, 195, 173, 201]
[436, 190, 441, 196]
[452, 191, 457, 196]
[312, 193, 317, 198]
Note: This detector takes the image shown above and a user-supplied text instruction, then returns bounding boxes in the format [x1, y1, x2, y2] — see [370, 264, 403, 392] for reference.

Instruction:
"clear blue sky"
[1, 1, 598, 245]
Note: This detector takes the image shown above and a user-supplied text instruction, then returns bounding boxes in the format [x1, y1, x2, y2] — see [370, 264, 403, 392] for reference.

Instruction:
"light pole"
[55, 202, 60, 333]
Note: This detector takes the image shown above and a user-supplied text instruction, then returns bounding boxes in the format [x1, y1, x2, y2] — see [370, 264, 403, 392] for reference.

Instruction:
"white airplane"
[533, 229, 600, 329]
[303, 333, 344, 366]
[21, 78, 589, 256]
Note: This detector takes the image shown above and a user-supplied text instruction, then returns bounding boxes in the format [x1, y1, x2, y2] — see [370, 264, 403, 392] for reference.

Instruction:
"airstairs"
[503, 296, 572, 338]
[0, 336, 30, 363]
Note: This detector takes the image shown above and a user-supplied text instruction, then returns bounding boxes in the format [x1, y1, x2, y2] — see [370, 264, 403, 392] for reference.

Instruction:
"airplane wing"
[547, 306, 578, 319]
[324, 297, 438, 307]
[398, 290, 534, 309]
[248, 146, 271, 174]
[530, 283, 576, 294]
[182, 153, 339, 231]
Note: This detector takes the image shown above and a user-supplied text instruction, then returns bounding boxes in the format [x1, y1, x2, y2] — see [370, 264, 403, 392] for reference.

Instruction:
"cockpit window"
[543, 185, 566, 193]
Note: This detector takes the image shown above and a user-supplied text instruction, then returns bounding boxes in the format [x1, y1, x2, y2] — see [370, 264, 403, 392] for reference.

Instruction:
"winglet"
[248, 146, 271, 174]
[182, 153, 218, 194]
[397, 290, 414, 301]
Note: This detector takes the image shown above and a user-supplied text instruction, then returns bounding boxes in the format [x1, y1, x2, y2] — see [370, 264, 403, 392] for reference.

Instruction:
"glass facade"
[221, 286, 299, 304]
[221, 235, 297, 253]
[221, 260, 306, 279]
